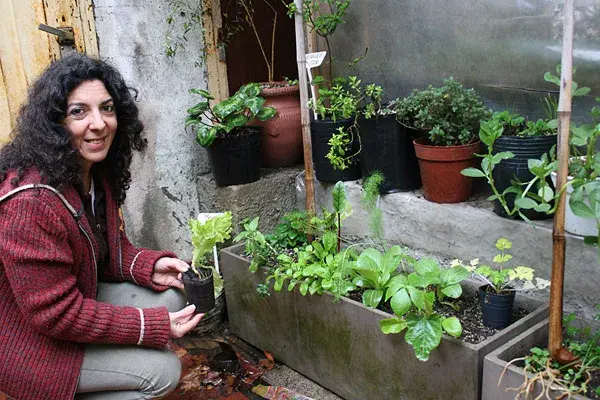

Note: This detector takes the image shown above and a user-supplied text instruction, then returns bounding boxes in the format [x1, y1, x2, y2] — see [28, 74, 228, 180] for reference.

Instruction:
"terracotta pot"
[252, 82, 302, 167]
[413, 139, 481, 203]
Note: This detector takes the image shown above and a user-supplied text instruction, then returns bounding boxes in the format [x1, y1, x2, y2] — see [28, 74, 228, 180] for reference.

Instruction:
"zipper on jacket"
[77, 222, 98, 294]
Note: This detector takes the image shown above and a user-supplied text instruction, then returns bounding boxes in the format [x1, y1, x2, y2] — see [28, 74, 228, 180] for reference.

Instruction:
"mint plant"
[378, 257, 469, 361]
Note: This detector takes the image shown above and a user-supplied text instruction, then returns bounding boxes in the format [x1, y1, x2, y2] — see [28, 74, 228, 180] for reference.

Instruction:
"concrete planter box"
[483, 318, 590, 400]
[221, 244, 549, 400]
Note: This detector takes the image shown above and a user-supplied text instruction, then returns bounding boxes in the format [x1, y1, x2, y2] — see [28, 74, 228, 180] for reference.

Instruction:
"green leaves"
[379, 317, 407, 334]
[389, 288, 411, 317]
[461, 168, 486, 178]
[442, 317, 462, 338]
[363, 289, 384, 308]
[185, 83, 275, 148]
[332, 181, 347, 213]
[404, 314, 443, 361]
[213, 96, 245, 119]
[189, 212, 233, 268]
[189, 88, 214, 99]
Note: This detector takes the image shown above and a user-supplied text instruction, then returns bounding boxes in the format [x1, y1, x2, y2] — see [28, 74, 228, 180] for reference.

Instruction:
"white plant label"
[305, 51, 327, 119]
[306, 51, 327, 69]
[196, 212, 225, 272]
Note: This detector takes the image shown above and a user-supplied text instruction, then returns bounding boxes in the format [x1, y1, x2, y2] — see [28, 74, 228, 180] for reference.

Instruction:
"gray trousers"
[75, 282, 187, 399]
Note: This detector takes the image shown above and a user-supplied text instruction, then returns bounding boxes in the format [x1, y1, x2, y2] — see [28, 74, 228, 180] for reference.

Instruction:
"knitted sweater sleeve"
[114, 213, 177, 292]
[1, 197, 170, 348]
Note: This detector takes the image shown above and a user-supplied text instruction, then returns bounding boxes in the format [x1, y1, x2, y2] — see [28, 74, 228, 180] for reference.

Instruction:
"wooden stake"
[294, 0, 316, 217]
[549, 0, 574, 360]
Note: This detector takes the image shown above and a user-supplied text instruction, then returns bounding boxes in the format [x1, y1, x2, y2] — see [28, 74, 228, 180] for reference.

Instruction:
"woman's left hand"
[152, 257, 189, 290]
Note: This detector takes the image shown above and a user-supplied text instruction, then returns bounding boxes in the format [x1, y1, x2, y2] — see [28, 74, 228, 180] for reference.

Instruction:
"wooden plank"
[0, 0, 30, 128]
[13, 0, 52, 86]
[204, 0, 229, 103]
[0, 59, 13, 143]
[44, 0, 99, 56]
[77, 0, 98, 57]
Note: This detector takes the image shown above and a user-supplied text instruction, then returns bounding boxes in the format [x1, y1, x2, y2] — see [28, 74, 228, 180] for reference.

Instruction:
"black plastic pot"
[182, 269, 215, 313]
[478, 285, 516, 329]
[311, 118, 361, 183]
[492, 135, 556, 220]
[207, 127, 262, 187]
[358, 115, 421, 193]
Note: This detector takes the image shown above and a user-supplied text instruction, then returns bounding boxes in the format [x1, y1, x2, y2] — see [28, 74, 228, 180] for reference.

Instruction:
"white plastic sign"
[305, 51, 327, 119]
[306, 51, 327, 69]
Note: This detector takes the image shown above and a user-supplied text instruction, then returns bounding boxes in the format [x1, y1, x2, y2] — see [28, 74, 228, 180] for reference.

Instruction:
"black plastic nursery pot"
[478, 285, 516, 329]
[358, 115, 421, 193]
[207, 126, 262, 187]
[182, 269, 216, 313]
[492, 135, 556, 220]
[311, 118, 362, 183]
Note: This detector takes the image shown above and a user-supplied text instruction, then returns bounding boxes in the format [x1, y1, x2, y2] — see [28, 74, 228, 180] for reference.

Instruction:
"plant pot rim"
[311, 116, 354, 124]
[212, 125, 262, 143]
[413, 139, 480, 162]
[259, 81, 299, 96]
[413, 138, 481, 149]
[478, 284, 516, 296]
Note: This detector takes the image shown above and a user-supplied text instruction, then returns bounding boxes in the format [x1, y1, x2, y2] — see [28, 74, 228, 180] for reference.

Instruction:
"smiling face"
[63, 79, 117, 175]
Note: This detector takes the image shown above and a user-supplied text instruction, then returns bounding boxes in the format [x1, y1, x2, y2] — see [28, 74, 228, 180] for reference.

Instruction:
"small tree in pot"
[186, 83, 276, 186]
[183, 212, 233, 312]
[395, 77, 490, 203]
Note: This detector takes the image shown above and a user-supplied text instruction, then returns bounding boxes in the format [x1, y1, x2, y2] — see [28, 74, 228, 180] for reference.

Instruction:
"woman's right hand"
[168, 304, 204, 338]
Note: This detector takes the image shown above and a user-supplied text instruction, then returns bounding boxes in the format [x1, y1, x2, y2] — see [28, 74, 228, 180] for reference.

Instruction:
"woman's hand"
[169, 305, 204, 338]
[152, 257, 189, 290]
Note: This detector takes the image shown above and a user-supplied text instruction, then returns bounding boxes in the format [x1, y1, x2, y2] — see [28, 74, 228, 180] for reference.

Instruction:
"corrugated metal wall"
[0, 0, 98, 143]
[331, 0, 600, 122]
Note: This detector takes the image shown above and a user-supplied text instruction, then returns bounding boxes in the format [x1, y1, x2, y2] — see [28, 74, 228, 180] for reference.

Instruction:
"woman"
[0, 54, 203, 399]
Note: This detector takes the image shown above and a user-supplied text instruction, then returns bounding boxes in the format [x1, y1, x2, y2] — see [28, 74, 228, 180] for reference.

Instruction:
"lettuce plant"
[188, 212, 233, 295]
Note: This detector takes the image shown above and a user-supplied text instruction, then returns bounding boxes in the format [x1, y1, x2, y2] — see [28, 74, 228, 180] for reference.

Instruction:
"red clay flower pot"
[413, 139, 481, 203]
[252, 83, 302, 167]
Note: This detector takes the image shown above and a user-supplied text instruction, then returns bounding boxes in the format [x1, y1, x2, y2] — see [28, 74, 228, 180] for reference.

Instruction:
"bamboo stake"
[294, 0, 316, 217]
[549, 0, 574, 360]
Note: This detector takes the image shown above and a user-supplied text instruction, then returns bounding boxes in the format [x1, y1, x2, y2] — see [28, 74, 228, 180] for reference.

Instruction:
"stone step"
[297, 177, 599, 320]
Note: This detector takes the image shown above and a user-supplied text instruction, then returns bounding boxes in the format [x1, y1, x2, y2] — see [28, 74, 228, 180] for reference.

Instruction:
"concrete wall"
[94, 0, 211, 258]
[331, 0, 600, 121]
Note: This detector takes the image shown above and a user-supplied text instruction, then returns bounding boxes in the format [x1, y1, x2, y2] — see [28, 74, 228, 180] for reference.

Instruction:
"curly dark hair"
[0, 53, 147, 205]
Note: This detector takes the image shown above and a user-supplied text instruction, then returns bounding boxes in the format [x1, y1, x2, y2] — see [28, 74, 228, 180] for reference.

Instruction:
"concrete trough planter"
[221, 244, 549, 400]
[482, 318, 590, 400]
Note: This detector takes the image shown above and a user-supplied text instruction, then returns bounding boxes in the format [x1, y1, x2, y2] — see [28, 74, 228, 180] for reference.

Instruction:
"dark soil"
[346, 288, 529, 345]
[587, 370, 600, 399]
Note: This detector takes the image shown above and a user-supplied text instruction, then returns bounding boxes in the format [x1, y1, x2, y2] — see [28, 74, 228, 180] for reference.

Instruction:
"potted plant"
[183, 212, 233, 312]
[551, 96, 600, 240]
[234, 0, 304, 167]
[484, 111, 557, 220]
[309, 75, 362, 182]
[356, 85, 421, 193]
[395, 77, 490, 203]
[453, 238, 550, 329]
[186, 83, 276, 186]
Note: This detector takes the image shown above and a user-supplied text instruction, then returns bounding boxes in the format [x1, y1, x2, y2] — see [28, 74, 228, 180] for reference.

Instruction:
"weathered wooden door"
[0, 0, 98, 143]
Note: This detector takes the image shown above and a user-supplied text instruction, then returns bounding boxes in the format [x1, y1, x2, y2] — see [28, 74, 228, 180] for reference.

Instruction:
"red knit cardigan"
[0, 170, 176, 400]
